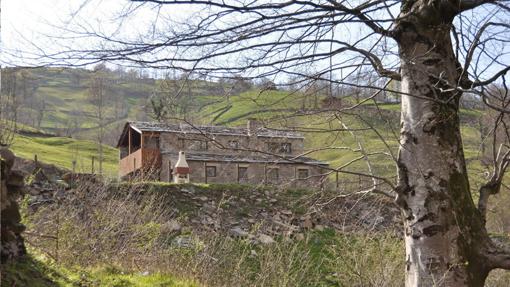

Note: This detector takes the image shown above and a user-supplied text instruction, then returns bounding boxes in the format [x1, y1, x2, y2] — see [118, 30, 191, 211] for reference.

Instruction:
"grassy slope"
[21, 68, 226, 136]
[10, 71, 510, 285]
[201, 90, 485, 187]
[10, 133, 119, 176]
[18, 68, 154, 134]
[12, 85, 489, 189]
[1, 253, 197, 287]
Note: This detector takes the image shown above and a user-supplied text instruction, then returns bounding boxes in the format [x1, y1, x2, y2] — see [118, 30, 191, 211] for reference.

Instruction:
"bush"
[21, 181, 510, 286]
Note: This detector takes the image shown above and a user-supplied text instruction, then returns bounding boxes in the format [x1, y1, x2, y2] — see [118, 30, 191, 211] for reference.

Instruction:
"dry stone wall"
[1, 148, 27, 263]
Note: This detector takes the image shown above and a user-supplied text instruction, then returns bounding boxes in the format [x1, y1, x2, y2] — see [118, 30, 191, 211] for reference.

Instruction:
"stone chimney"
[173, 151, 190, 184]
[247, 119, 262, 136]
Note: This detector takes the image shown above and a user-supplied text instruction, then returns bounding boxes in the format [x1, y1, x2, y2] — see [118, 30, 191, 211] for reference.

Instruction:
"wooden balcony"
[119, 148, 161, 177]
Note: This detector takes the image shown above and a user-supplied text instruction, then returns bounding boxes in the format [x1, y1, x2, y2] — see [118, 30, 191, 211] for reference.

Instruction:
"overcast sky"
[1, 0, 508, 85]
[3, 1, 110, 47]
[2, 0, 199, 68]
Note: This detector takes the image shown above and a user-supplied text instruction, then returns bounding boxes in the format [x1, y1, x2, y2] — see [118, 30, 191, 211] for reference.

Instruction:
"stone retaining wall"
[1, 148, 26, 263]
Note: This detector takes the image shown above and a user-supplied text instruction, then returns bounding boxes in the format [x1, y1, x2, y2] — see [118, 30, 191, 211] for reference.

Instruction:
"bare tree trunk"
[395, 18, 493, 287]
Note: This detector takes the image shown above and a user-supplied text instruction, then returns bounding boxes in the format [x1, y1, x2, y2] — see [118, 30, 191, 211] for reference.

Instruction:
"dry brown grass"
[21, 180, 510, 286]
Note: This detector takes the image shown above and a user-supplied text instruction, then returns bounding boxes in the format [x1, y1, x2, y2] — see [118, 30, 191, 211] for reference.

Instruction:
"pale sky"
[2, 0, 199, 67]
[1, 0, 508, 85]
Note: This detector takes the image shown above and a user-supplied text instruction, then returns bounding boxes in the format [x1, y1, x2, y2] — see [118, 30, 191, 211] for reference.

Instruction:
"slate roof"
[128, 121, 304, 139]
[160, 151, 328, 166]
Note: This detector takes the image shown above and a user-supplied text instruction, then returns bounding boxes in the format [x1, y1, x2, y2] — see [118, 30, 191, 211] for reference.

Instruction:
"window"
[238, 166, 248, 181]
[267, 142, 280, 153]
[168, 161, 173, 182]
[268, 168, 279, 181]
[189, 140, 208, 151]
[280, 142, 292, 153]
[206, 166, 217, 177]
[228, 140, 240, 149]
[267, 142, 292, 153]
[297, 168, 309, 179]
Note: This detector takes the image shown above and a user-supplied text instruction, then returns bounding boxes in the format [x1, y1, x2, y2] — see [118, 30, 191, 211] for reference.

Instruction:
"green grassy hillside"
[16, 68, 153, 131]
[10, 132, 119, 176]
[10, 84, 489, 189]
[200, 89, 487, 190]
[1, 252, 197, 287]
[11, 67, 227, 141]
[7, 67, 492, 192]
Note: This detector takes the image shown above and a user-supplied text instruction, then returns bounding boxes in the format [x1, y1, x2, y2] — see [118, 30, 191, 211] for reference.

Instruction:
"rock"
[247, 218, 256, 224]
[201, 215, 214, 225]
[202, 204, 217, 214]
[302, 218, 313, 229]
[269, 198, 277, 203]
[0, 148, 15, 168]
[250, 249, 258, 257]
[7, 171, 25, 188]
[257, 234, 275, 244]
[295, 233, 305, 241]
[314, 225, 325, 231]
[162, 220, 182, 233]
[199, 196, 208, 202]
[1, 149, 27, 263]
[173, 236, 193, 248]
[281, 209, 293, 216]
[230, 227, 249, 238]
[54, 189, 67, 200]
[28, 187, 41, 196]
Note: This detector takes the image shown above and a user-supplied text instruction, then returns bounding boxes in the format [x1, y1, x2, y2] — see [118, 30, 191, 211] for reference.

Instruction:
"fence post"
[55, 210, 60, 263]
[91, 156, 95, 174]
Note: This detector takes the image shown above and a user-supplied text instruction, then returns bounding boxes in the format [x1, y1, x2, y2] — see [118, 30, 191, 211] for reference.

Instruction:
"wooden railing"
[119, 148, 161, 177]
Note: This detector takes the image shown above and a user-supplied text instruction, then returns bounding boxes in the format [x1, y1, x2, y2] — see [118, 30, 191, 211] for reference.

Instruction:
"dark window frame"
[280, 142, 292, 154]
[206, 166, 217, 177]
[238, 166, 248, 181]
[267, 167, 279, 181]
[267, 142, 292, 154]
[297, 168, 309, 179]
[267, 142, 280, 153]
[228, 140, 240, 149]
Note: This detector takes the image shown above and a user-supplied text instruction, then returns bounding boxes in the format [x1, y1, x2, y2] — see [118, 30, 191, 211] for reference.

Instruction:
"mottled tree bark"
[394, 2, 500, 286]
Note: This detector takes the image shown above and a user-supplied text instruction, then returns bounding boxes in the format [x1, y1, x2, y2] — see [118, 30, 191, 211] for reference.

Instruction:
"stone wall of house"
[159, 131, 304, 157]
[159, 152, 325, 188]
[1, 148, 27, 263]
[155, 128, 325, 188]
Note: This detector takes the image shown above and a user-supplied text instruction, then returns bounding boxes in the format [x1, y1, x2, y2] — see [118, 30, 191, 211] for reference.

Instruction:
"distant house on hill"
[116, 120, 328, 188]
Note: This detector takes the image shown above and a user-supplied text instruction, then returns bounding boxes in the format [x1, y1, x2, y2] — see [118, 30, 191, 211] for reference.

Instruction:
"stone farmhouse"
[117, 120, 328, 188]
